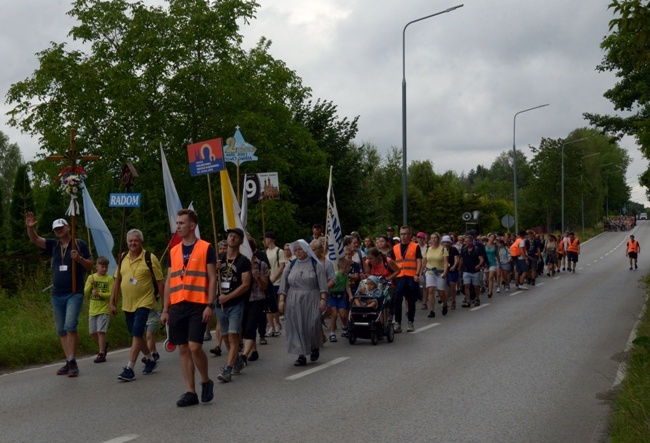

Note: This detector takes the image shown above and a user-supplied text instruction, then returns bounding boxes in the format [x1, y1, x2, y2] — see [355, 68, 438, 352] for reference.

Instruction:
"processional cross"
[47, 129, 100, 291]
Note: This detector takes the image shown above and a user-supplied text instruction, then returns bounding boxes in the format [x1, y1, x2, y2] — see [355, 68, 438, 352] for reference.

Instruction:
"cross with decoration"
[47, 129, 100, 291]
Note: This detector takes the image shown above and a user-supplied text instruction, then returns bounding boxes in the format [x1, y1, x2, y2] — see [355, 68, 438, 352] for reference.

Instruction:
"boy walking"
[84, 256, 113, 363]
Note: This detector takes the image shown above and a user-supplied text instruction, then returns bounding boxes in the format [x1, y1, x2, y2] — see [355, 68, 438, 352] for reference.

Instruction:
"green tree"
[584, 0, 650, 197]
[7, 165, 35, 255]
[0, 131, 24, 212]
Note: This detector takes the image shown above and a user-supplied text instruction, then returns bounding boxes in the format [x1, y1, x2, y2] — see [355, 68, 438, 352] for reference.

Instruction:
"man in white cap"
[25, 212, 93, 377]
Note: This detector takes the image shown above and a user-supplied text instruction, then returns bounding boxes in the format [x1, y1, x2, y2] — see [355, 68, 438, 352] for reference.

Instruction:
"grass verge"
[609, 275, 650, 442]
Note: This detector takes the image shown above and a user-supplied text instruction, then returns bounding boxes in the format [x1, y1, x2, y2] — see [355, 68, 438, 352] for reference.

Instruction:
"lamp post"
[561, 136, 591, 234]
[402, 4, 464, 226]
[512, 104, 549, 232]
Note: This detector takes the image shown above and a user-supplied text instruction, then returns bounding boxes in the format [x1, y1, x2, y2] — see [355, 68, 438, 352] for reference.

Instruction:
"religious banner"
[224, 127, 258, 165]
[187, 138, 225, 176]
[243, 173, 280, 202]
[326, 167, 344, 267]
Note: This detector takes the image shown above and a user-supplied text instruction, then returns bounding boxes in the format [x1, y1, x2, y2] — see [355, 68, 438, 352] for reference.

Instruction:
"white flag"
[326, 166, 344, 268]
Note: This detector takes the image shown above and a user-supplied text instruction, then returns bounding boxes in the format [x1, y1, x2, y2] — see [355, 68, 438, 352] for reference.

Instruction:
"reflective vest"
[627, 240, 639, 253]
[567, 238, 580, 253]
[169, 239, 210, 305]
[510, 238, 525, 257]
[557, 240, 565, 254]
[393, 242, 418, 277]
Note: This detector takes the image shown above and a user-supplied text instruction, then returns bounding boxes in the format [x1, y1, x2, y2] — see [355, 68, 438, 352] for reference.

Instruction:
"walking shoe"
[562, 267, 566, 271]
[329, 333, 337, 342]
[393, 322, 402, 333]
[310, 348, 320, 362]
[209, 346, 222, 356]
[152, 352, 160, 362]
[505, 286, 510, 292]
[203, 331, 212, 341]
[56, 361, 70, 376]
[266, 326, 275, 337]
[274, 325, 282, 336]
[176, 391, 199, 407]
[496, 287, 500, 293]
[531, 280, 536, 286]
[635, 264, 638, 269]
[232, 355, 247, 375]
[67, 359, 79, 377]
[248, 351, 259, 361]
[341, 330, 349, 338]
[259, 337, 268, 345]
[94, 353, 106, 363]
[427, 311, 435, 318]
[442, 305, 448, 316]
[630, 266, 633, 270]
[143, 358, 157, 375]
[217, 366, 232, 383]
[200, 380, 214, 403]
[406, 322, 415, 332]
[118, 367, 135, 382]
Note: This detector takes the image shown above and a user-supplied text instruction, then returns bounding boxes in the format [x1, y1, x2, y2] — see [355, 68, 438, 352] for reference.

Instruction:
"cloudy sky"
[1, 0, 647, 206]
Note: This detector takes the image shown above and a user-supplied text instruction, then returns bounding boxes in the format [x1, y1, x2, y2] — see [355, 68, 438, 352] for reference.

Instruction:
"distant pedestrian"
[84, 256, 113, 363]
[627, 234, 640, 270]
[566, 232, 580, 273]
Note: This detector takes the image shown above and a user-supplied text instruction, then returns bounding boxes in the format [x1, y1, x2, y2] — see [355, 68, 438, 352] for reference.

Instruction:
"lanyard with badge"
[222, 258, 235, 292]
[59, 242, 69, 272]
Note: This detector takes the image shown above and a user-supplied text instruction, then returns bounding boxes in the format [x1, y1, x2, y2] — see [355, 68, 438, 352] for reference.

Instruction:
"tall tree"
[584, 0, 650, 196]
[7, 164, 35, 255]
[0, 131, 24, 212]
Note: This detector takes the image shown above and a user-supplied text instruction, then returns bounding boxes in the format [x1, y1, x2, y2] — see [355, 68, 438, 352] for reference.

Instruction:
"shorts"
[89, 314, 110, 334]
[567, 252, 579, 263]
[446, 272, 459, 284]
[216, 301, 245, 335]
[328, 294, 349, 310]
[528, 258, 538, 271]
[628, 252, 638, 259]
[515, 258, 528, 274]
[488, 265, 497, 272]
[426, 272, 446, 289]
[463, 272, 481, 286]
[145, 307, 161, 334]
[168, 301, 207, 345]
[51, 293, 84, 336]
[499, 263, 511, 272]
[124, 307, 151, 338]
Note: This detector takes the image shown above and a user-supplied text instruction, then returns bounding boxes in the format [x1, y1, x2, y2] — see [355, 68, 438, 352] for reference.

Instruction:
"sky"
[1, 0, 648, 207]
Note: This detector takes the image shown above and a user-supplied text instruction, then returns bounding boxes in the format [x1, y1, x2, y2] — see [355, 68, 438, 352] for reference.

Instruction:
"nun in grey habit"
[278, 239, 329, 366]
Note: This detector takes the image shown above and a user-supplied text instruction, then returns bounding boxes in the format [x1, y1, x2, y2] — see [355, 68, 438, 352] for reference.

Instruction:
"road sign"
[501, 214, 515, 229]
[109, 193, 141, 208]
[187, 138, 225, 176]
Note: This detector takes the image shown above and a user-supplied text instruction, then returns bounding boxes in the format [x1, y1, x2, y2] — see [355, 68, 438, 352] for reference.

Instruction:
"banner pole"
[236, 158, 241, 204]
[207, 173, 219, 250]
[261, 198, 266, 234]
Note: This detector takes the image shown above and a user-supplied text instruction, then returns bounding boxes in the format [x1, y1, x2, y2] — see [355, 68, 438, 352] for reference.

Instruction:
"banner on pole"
[109, 193, 142, 208]
[224, 127, 258, 165]
[243, 173, 280, 202]
[326, 168, 344, 267]
[187, 138, 225, 176]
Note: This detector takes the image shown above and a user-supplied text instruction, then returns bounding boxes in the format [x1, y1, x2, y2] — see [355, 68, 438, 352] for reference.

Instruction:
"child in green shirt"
[84, 256, 114, 363]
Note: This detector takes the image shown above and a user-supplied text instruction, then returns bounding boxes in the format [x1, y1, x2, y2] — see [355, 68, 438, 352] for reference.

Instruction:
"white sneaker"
[505, 286, 510, 292]
[519, 285, 529, 290]
[265, 327, 274, 337]
[274, 325, 282, 336]
[496, 287, 500, 293]
[406, 322, 414, 332]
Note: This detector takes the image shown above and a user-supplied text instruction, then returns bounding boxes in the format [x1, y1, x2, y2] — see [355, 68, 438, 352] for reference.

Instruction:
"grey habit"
[279, 256, 328, 356]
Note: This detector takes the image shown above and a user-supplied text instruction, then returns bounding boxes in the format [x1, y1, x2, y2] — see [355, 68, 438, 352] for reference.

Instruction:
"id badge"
[221, 281, 231, 291]
[129, 277, 138, 286]
[59, 265, 68, 272]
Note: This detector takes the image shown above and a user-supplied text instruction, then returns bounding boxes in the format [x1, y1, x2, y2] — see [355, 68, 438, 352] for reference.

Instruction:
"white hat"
[52, 218, 69, 230]
[441, 235, 452, 243]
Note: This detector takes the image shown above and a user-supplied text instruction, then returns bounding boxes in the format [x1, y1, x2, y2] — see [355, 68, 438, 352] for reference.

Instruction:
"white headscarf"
[290, 239, 322, 266]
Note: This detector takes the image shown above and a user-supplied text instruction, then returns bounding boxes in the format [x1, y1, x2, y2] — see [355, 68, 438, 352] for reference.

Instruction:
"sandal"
[475, 299, 481, 307]
[294, 355, 307, 366]
[487, 292, 492, 299]
[461, 302, 471, 308]
[259, 337, 267, 345]
[421, 303, 428, 310]
[451, 301, 456, 310]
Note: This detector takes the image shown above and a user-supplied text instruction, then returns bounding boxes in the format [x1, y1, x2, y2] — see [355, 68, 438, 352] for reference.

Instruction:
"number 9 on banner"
[244, 174, 260, 201]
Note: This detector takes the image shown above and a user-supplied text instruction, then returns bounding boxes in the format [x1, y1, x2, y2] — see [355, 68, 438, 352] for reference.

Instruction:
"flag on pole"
[82, 186, 118, 275]
[220, 169, 253, 259]
[326, 166, 344, 268]
[161, 144, 183, 233]
[188, 201, 201, 239]
[240, 174, 248, 229]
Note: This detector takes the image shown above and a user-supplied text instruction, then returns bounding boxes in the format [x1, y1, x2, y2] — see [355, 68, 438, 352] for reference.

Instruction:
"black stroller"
[347, 277, 394, 345]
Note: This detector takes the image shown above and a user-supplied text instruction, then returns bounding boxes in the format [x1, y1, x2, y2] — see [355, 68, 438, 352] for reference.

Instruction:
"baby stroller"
[347, 276, 394, 346]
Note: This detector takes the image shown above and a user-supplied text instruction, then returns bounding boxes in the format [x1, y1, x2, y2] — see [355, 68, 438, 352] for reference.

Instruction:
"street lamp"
[512, 104, 549, 232]
[402, 4, 464, 226]
[562, 136, 591, 234]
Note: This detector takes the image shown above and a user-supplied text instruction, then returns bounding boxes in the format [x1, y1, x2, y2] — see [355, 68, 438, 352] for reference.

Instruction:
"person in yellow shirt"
[84, 256, 113, 363]
[110, 229, 164, 381]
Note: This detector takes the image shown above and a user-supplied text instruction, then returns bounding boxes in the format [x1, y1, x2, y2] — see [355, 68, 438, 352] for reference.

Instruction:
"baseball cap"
[264, 230, 276, 239]
[387, 226, 395, 231]
[227, 228, 245, 239]
[416, 232, 426, 238]
[52, 218, 68, 230]
[441, 235, 452, 243]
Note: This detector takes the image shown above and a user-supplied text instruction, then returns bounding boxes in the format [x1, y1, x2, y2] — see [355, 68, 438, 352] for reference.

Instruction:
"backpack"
[288, 257, 319, 275]
[120, 251, 159, 299]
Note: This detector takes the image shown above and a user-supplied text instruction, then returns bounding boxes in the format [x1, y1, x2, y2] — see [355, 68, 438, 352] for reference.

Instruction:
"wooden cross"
[47, 128, 100, 291]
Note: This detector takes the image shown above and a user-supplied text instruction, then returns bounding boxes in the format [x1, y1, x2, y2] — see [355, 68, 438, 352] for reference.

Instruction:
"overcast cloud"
[1, 0, 647, 205]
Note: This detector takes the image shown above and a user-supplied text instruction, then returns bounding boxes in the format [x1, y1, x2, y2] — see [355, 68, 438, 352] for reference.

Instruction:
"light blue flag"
[82, 185, 118, 275]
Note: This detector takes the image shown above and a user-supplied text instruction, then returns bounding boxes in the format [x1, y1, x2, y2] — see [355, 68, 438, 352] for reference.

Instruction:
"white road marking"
[470, 303, 489, 311]
[286, 357, 349, 380]
[101, 435, 139, 443]
[586, 263, 591, 266]
[509, 291, 521, 297]
[579, 267, 584, 270]
[536, 283, 544, 286]
[600, 256, 604, 259]
[412, 323, 441, 334]
[554, 276, 561, 280]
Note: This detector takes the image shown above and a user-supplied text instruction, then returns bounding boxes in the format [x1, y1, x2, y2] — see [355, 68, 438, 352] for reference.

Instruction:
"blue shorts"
[216, 301, 244, 335]
[515, 259, 528, 274]
[463, 272, 481, 286]
[328, 294, 348, 310]
[446, 272, 459, 284]
[124, 307, 151, 338]
[51, 293, 84, 336]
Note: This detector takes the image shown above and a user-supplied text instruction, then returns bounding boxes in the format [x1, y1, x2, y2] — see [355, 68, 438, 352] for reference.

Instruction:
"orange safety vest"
[169, 239, 210, 305]
[557, 240, 565, 254]
[393, 242, 418, 277]
[627, 240, 639, 253]
[510, 238, 524, 257]
[567, 238, 580, 253]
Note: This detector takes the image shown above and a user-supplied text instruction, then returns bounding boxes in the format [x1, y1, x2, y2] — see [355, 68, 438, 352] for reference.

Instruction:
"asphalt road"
[1, 225, 647, 443]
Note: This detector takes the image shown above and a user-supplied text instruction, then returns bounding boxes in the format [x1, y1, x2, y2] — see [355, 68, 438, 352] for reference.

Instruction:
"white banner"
[326, 167, 344, 268]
